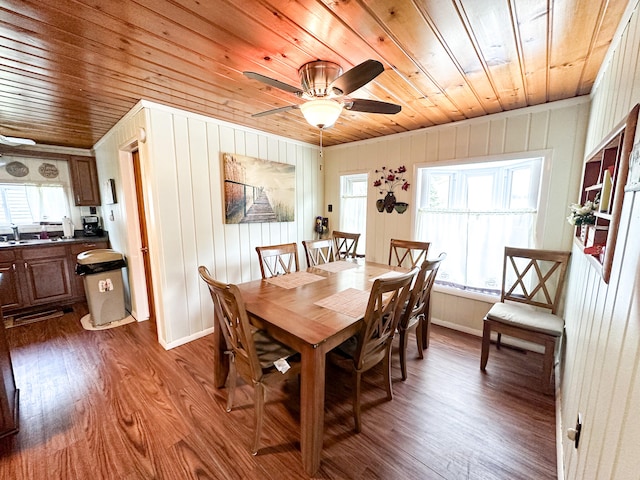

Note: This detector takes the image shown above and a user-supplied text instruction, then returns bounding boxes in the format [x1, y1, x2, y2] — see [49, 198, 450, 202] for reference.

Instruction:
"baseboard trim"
[160, 326, 214, 350]
[554, 362, 565, 480]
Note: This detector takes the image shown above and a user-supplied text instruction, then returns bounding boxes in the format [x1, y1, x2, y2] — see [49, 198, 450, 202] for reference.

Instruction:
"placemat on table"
[314, 260, 360, 273]
[314, 288, 370, 318]
[264, 271, 325, 289]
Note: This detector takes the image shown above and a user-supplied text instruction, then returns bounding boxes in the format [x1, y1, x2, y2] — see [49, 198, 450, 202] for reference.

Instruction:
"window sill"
[433, 284, 498, 303]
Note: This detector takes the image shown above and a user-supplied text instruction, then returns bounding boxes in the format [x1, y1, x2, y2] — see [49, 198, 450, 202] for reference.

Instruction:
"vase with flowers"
[567, 197, 598, 226]
[567, 196, 599, 242]
[373, 165, 410, 213]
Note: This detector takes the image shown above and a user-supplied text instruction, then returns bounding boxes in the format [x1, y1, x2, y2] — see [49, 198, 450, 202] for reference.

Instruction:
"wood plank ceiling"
[0, 0, 631, 149]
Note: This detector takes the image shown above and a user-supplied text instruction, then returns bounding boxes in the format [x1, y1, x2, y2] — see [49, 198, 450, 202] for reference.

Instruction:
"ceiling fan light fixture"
[299, 99, 343, 129]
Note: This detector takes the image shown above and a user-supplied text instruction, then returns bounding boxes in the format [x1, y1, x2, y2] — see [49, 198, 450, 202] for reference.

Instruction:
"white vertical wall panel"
[324, 97, 590, 334]
[187, 118, 214, 333]
[504, 114, 530, 152]
[95, 101, 320, 348]
[561, 2, 640, 478]
[468, 121, 490, 157]
[488, 117, 507, 154]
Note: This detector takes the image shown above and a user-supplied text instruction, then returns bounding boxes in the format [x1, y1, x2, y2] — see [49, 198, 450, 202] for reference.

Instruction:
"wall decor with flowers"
[373, 165, 410, 213]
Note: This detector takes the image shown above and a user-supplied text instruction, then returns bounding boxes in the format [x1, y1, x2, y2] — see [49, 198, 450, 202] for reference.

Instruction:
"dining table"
[211, 259, 409, 475]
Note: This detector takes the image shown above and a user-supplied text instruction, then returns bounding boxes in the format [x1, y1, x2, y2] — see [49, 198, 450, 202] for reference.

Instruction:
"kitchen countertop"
[0, 235, 110, 249]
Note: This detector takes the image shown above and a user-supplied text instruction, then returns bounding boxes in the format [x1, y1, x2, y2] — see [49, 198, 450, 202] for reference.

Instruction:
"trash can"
[75, 249, 127, 326]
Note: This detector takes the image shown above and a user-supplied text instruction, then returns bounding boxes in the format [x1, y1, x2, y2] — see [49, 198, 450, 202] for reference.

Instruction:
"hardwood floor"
[0, 304, 556, 479]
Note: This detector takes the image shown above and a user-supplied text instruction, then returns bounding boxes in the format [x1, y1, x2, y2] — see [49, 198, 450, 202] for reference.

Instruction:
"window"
[0, 183, 70, 226]
[415, 157, 543, 294]
[340, 173, 367, 255]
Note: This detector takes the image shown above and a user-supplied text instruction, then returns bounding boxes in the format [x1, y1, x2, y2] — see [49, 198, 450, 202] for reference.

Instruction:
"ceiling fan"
[0, 132, 36, 146]
[243, 59, 401, 129]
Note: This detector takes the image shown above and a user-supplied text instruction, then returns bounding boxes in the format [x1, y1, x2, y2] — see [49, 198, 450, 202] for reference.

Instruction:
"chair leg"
[542, 338, 557, 394]
[383, 350, 393, 401]
[353, 371, 362, 433]
[399, 329, 409, 381]
[415, 320, 424, 360]
[226, 360, 237, 412]
[480, 321, 492, 371]
[252, 383, 266, 455]
[422, 310, 431, 349]
[496, 332, 502, 349]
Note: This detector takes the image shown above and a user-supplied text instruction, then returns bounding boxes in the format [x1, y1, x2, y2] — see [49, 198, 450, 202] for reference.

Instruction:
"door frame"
[117, 141, 152, 324]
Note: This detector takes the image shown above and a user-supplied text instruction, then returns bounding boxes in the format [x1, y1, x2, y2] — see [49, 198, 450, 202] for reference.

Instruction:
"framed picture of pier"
[222, 153, 295, 224]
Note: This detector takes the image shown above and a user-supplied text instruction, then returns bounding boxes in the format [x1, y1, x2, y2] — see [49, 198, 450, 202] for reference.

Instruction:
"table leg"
[213, 317, 229, 388]
[300, 345, 325, 475]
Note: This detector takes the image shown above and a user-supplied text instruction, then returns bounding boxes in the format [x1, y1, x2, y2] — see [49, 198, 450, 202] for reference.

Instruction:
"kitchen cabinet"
[0, 251, 24, 310]
[69, 155, 101, 206]
[0, 239, 110, 315]
[0, 313, 18, 439]
[22, 246, 72, 305]
[576, 104, 639, 283]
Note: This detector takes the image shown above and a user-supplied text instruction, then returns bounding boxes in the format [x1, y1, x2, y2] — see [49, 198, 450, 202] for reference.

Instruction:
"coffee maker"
[82, 215, 102, 236]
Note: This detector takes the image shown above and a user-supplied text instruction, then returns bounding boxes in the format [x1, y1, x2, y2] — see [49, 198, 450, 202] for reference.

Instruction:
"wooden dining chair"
[255, 242, 300, 279]
[302, 238, 335, 267]
[332, 231, 360, 260]
[331, 269, 415, 432]
[198, 266, 301, 455]
[388, 238, 431, 268]
[480, 247, 571, 393]
[397, 252, 446, 380]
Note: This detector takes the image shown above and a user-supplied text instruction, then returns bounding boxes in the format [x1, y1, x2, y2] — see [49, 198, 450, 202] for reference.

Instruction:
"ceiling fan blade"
[0, 134, 35, 146]
[243, 71, 303, 96]
[329, 59, 384, 96]
[345, 99, 401, 114]
[251, 104, 300, 118]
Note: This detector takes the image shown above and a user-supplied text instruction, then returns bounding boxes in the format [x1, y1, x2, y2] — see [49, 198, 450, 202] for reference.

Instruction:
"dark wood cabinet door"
[0, 263, 23, 310]
[23, 257, 73, 305]
[69, 156, 101, 206]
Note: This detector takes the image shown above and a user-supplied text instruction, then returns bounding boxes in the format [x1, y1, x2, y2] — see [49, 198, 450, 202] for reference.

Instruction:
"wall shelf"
[575, 103, 639, 283]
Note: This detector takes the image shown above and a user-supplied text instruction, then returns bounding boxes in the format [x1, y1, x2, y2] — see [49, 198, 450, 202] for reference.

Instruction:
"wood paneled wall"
[324, 97, 590, 335]
[94, 101, 321, 348]
[561, 2, 640, 478]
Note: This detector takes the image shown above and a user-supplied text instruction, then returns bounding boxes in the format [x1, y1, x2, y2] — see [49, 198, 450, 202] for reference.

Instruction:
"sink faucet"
[11, 224, 19, 241]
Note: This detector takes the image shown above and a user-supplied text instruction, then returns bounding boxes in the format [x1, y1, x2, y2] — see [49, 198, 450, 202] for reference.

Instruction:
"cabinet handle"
[24, 262, 27, 269]
[12, 263, 16, 271]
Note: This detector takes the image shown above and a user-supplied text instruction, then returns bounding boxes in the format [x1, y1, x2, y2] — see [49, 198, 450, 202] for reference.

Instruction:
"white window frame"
[412, 151, 551, 301]
[339, 172, 368, 256]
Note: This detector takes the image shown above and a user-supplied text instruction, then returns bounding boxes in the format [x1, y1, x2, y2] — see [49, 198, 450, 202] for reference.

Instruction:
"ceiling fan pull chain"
[320, 128, 324, 158]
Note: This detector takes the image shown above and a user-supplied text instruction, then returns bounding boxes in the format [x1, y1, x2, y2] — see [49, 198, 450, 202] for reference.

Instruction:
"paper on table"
[313, 260, 360, 273]
[314, 288, 371, 318]
[265, 271, 325, 289]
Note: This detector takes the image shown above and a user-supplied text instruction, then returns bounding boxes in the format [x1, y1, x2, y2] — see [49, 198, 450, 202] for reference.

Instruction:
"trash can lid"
[77, 248, 125, 265]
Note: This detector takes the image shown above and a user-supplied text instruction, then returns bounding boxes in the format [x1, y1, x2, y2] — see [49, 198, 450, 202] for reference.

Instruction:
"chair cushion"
[334, 335, 358, 359]
[485, 302, 564, 336]
[253, 329, 299, 369]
